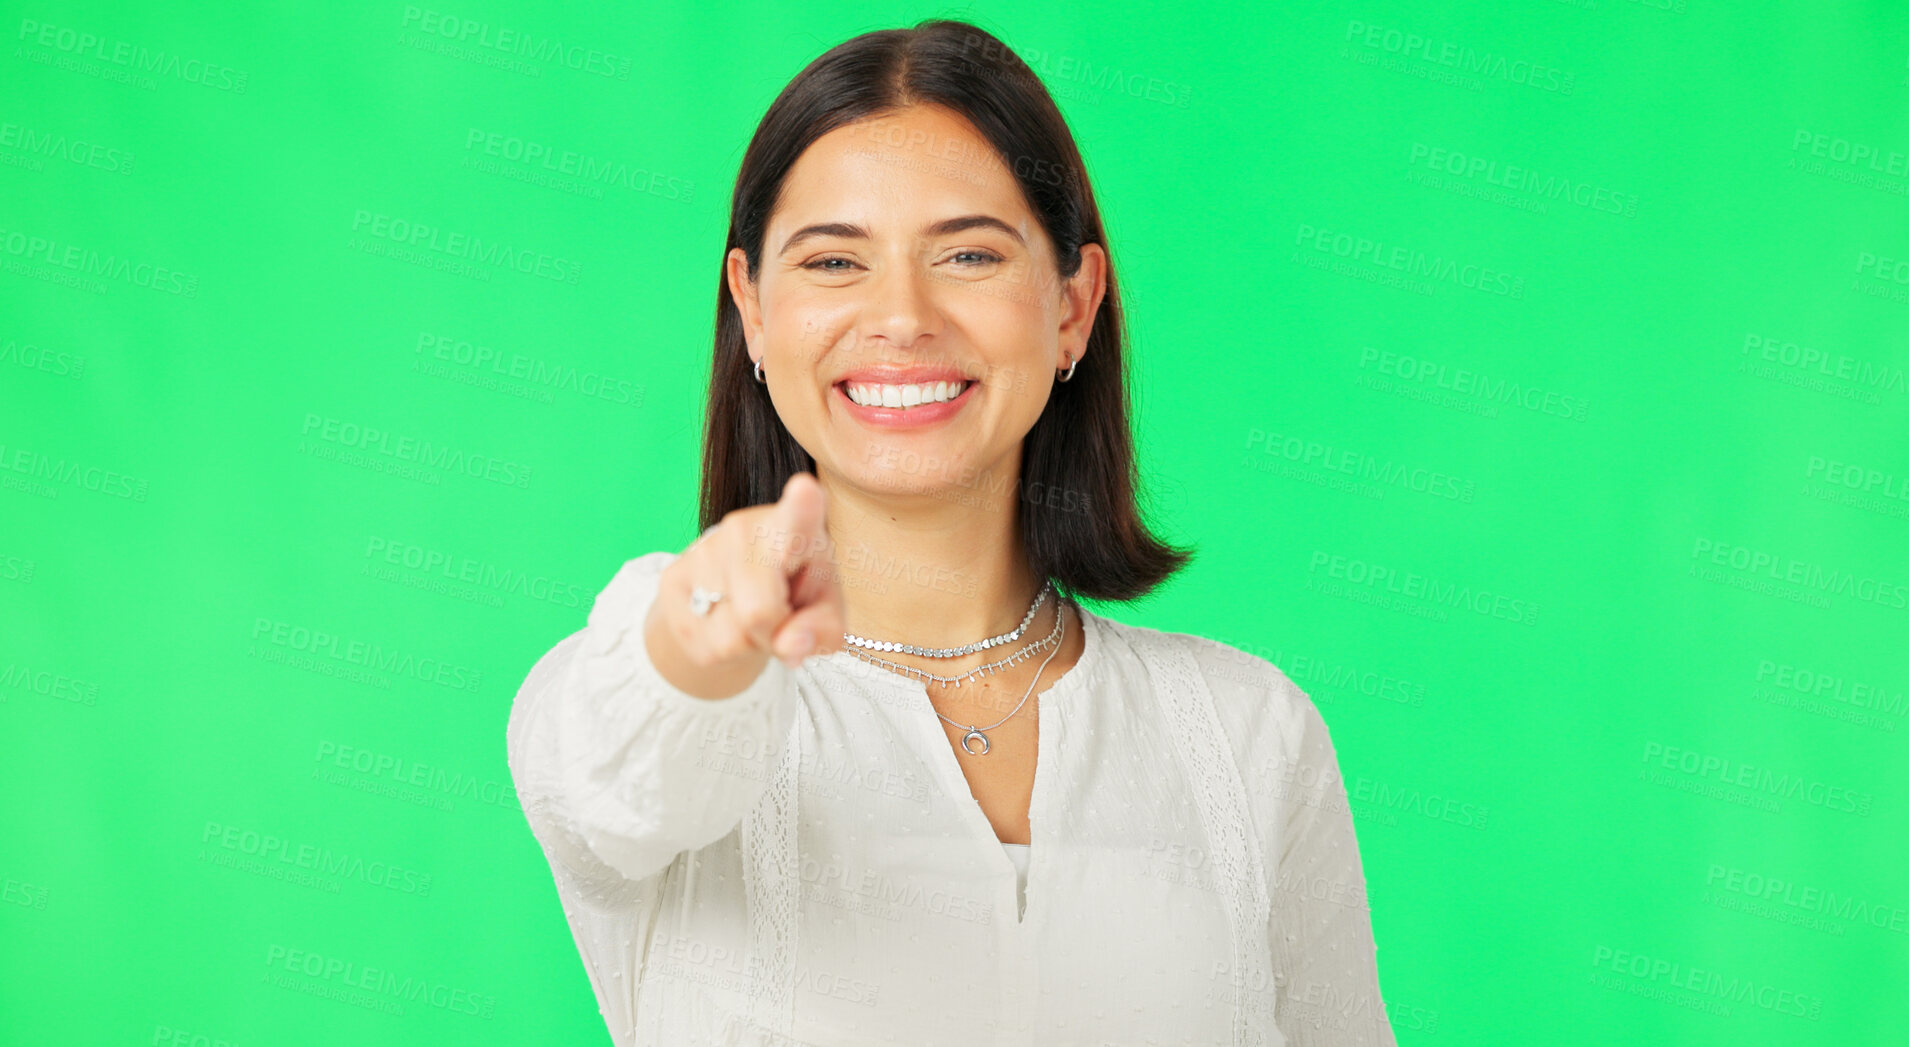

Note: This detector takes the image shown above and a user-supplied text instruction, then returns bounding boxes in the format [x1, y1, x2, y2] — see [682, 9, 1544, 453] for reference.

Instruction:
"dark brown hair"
[699, 18, 1190, 603]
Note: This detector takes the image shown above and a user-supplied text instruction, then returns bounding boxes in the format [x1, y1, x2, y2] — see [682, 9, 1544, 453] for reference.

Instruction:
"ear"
[726, 248, 763, 360]
[1057, 243, 1107, 367]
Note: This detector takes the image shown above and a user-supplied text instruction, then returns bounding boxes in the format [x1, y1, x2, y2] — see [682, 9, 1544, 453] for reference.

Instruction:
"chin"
[840, 449, 981, 497]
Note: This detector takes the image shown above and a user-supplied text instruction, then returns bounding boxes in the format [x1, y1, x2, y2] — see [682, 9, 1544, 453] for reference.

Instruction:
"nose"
[856, 255, 941, 354]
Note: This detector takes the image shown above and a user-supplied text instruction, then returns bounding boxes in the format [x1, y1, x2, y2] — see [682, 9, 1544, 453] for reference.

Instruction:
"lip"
[833, 374, 976, 428]
[834, 365, 974, 385]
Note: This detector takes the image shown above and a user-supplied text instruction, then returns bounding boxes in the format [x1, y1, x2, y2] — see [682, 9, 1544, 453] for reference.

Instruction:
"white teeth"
[843, 380, 969, 408]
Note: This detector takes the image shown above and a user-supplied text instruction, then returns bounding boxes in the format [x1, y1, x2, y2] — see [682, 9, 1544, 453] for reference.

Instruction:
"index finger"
[766, 472, 830, 575]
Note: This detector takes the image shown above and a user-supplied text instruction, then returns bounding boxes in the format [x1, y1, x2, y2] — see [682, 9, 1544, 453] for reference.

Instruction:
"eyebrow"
[777, 214, 1025, 255]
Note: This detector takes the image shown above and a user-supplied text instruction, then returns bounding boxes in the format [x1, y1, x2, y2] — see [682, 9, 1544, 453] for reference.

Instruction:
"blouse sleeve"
[1270, 696, 1397, 1047]
[504, 550, 801, 902]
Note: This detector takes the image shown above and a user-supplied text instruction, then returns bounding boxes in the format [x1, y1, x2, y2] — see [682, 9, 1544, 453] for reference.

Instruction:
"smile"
[833, 374, 976, 428]
[841, 380, 969, 408]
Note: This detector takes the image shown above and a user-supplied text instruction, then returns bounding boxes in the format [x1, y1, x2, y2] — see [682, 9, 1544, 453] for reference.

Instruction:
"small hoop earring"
[753, 358, 766, 384]
[1056, 357, 1078, 383]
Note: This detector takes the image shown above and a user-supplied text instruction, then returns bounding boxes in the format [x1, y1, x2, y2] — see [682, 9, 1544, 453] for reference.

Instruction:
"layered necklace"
[841, 579, 1065, 756]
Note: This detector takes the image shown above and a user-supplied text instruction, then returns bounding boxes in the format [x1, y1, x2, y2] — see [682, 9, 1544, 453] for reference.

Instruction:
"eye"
[949, 249, 1004, 266]
[801, 256, 860, 272]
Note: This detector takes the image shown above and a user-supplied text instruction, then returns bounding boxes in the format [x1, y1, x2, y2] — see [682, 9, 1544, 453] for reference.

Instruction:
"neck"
[814, 461, 1043, 650]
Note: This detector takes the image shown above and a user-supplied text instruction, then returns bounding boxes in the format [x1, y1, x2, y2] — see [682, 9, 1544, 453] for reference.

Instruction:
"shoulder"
[517, 627, 587, 696]
[599, 549, 681, 591]
[1088, 610, 1320, 766]
[1090, 612, 1344, 846]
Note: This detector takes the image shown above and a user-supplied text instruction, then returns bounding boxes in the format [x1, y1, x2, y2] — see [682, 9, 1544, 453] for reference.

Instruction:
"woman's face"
[727, 103, 1105, 504]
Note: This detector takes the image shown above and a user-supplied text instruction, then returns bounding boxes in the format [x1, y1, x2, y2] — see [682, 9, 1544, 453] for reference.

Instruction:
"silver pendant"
[961, 729, 991, 756]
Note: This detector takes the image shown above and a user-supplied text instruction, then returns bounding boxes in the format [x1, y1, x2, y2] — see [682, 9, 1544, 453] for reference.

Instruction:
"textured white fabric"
[506, 551, 1395, 1046]
[1001, 842, 1030, 918]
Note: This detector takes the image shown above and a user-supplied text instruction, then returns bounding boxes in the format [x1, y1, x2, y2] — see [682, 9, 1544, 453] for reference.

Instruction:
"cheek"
[994, 368, 1052, 416]
[770, 299, 856, 365]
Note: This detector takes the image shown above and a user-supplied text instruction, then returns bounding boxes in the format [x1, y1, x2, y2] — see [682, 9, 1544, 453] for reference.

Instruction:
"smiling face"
[726, 103, 1105, 502]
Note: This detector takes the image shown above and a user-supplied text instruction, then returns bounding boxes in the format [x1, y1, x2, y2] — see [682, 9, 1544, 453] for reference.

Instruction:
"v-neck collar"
[818, 601, 1106, 929]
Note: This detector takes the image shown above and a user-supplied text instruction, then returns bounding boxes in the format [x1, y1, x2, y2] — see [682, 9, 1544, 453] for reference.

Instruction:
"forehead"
[772, 105, 1035, 238]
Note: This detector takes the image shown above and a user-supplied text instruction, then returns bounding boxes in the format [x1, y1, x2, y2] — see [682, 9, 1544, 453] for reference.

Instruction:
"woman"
[506, 19, 1394, 1047]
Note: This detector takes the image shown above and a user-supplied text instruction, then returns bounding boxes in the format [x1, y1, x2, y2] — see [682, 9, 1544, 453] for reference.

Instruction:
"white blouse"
[506, 551, 1395, 1047]
[1001, 842, 1030, 917]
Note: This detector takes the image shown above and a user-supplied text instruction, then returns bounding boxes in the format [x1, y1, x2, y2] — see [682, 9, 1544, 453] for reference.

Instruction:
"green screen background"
[4, 1, 1904, 1043]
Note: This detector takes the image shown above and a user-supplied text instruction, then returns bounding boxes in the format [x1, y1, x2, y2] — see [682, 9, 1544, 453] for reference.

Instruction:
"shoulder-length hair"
[700, 18, 1191, 603]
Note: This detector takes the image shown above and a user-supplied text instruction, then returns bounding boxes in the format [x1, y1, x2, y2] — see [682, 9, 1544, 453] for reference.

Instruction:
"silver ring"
[689, 586, 724, 616]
